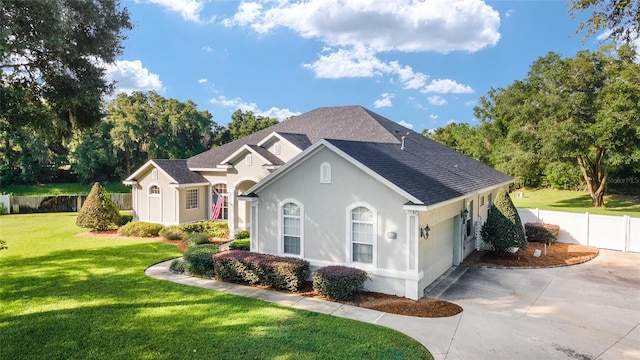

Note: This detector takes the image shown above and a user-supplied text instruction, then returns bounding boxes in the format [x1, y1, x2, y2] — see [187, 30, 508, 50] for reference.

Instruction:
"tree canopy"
[430, 45, 640, 207]
[569, 0, 640, 43]
[0, 0, 132, 136]
[227, 110, 279, 141]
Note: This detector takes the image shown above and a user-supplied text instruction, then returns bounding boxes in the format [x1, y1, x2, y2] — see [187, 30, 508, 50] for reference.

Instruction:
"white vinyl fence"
[518, 208, 639, 253]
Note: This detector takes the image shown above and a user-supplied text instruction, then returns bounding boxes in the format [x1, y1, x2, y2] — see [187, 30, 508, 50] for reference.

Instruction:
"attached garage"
[421, 216, 456, 287]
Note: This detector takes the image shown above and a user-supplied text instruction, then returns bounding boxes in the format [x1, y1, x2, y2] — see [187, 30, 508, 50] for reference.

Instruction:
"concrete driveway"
[418, 249, 640, 360]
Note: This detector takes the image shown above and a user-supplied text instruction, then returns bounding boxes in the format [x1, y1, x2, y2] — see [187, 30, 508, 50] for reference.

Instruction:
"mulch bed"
[462, 242, 599, 268]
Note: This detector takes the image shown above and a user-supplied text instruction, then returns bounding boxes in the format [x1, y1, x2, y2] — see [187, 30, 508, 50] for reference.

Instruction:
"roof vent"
[401, 132, 409, 151]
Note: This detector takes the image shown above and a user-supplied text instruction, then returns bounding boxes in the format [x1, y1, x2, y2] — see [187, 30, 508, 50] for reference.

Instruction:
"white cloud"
[398, 120, 414, 130]
[209, 96, 300, 121]
[505, 10, 515, 17]
[198, 78, 208, 84]
[202, 46, 213, 52]
[422, 79, 473, 94]
[147, 0, 209, 23]
[303, 46, 388, 78]
[427, 95, 447, 106]
[222, 0, 500, 53]
[104, 60, 163, 95]
[429, 114, 439, 119]
[373, 93, 395, 108]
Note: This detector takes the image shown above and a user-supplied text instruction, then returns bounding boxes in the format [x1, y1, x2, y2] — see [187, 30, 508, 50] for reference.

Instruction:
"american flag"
[211, 191, 223, 221]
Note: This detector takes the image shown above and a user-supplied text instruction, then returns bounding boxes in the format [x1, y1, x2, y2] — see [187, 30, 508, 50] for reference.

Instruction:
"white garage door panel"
[423, 217, 455, 286]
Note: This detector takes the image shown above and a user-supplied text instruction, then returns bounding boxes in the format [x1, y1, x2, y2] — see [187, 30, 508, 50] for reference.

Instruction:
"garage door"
[422, 217, 455, 286]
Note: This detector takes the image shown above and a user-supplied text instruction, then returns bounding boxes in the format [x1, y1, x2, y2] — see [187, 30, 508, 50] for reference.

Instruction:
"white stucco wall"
[252, 147, 414, 297]
[133, 166, 177, 225]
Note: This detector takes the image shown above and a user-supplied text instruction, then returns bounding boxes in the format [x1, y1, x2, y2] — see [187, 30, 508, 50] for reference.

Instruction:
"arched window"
[320, 162, 331, 184]
[281, 201, 303, 256]
[149, 185, 160, 196]
[213, 184, 229, 220]
[274, 143, 281, 155]
[350, 205, 375, 264]
[245, 154, 252, 166]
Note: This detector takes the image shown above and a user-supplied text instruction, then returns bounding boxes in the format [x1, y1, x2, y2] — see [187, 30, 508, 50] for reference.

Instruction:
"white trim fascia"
[306, 258, 424, 281]
[242, 139, 423, 205]
[238, 195, 258, 202]
[122, 180, 138, 186]
[220, 144, 274, 166]
[168, 182, 210, 189]
[403, 203, 427, 212]
[256, 131, 305, 151]
[413, 179, 515, 213]
[125, 159, 179, 184]
[262, 164, 281, 170]
[188, 167, 227, 172]
[216, 164, 233, 169]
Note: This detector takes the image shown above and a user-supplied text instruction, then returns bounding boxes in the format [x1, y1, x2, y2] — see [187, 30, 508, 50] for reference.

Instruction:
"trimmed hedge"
[159, 225, 187, 241]
[313, 265, 369, 301]
[117, 221, 164, 237]
[213, 250, 309, 291]
[183, 244, 219, 278]
[182, 221, 229, 238]
[234, 230, 250, 240]
[525, 223, 560, 244]
[229, 239, 250, 251]
[118, 214, 133, 226]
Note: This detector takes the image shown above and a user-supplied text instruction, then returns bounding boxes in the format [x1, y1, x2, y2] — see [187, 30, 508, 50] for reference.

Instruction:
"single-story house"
[124, 105, 513, 299]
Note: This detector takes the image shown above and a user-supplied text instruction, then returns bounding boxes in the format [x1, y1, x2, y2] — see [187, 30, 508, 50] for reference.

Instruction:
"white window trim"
[346, 202, 377, 267]
[320, 162, 331, 184]
[274, 143, 281, 155]
[148, 184, 161, 198]
[245, 154, 252, 166]
[212, 183, 229, 220]
[279, 199, 304, 258]
[186, 188, 199, 210]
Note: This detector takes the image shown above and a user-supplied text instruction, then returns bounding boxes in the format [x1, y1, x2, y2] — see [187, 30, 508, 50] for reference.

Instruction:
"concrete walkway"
[146, 249, 640, 360]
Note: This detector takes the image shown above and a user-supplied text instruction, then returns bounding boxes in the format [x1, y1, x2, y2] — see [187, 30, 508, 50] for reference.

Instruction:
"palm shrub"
[481, 187, 527, 253]
[76, 182, 121, 231]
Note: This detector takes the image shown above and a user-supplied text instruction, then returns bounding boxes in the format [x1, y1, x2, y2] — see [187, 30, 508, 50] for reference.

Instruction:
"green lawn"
[511, 188, 640, 218]
[0, 213, 432, 360]
[1, 182, 130, 196]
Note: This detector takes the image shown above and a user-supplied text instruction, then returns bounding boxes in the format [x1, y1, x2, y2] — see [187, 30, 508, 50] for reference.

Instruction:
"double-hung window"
[282, 202, 302, 256]
[351, 206, 374, 264]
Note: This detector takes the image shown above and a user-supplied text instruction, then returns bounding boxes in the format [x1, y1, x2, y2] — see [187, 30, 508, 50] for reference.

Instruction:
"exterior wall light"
[420, 225, 431, 239]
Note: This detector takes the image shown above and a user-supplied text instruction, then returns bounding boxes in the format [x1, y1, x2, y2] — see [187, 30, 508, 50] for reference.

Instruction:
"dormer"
[257, 132, 311, 163]
[218, 144, 284, 172]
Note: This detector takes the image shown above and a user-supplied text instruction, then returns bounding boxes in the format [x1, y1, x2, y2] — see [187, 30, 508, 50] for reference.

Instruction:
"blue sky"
[105, 0, 605, 132]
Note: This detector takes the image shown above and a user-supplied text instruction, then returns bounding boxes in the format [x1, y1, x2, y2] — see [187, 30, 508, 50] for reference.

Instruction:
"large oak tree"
[475, 45, 640, 207]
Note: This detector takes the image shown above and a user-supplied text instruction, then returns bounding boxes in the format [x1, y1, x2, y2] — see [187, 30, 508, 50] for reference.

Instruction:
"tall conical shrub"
[481, 187, 526, 253]
[76, 182, 121, 231]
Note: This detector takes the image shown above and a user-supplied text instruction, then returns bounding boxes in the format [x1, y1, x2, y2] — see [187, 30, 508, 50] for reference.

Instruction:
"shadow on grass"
[1, 243, 431, 360]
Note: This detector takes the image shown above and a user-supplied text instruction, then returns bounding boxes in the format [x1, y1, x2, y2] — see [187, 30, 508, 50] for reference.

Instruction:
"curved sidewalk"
[145, 259, 459, 359]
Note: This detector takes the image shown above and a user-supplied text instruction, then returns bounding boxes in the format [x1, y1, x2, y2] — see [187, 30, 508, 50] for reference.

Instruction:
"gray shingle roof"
[325, 138, 513, 206]
[147, 105, 512, 199]
[152, 159, 207, 184]
[187, 105, 400, 169]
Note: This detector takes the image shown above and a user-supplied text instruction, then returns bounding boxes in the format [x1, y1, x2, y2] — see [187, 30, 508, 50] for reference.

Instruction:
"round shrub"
[313, 265, 369, 301]
[229, 239, 250, 251]
[234, 230, 250, 240]
[187, 232, 211, 246]
[117, 221, 164, 237]
[159, 225, 187, 241]
[76, 182, 121, 231]
[183, 244, 219, 278]
[169, 258, 186, 274]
